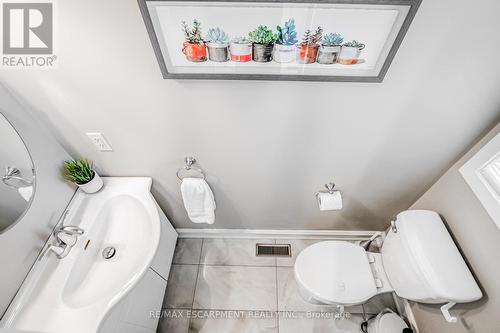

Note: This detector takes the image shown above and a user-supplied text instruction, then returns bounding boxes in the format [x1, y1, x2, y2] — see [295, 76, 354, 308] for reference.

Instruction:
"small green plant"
[181, 19, 203, 44]
[64, 159, 95, 184]
[301, 27, 323, 46]
[276, 19, 298, 45]
[205, 27, 229, 44]
[248, 25, 276, 44]
[322, 33, 343, 46]
[343, 40, 365, 49]
[230, 36, 250, 44]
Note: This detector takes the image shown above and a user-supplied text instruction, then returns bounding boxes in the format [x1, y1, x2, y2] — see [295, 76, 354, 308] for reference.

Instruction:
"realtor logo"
[3, 3, 52, 54]
[2, 1, 56, 67]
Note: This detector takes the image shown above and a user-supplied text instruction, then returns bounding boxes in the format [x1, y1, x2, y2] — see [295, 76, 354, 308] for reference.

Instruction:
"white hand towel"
[180, 178, 216, 224]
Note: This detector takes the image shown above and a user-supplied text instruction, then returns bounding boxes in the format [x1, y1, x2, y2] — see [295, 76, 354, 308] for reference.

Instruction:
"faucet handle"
[54, 225, 84, 236]
[56, 232, 78, 247]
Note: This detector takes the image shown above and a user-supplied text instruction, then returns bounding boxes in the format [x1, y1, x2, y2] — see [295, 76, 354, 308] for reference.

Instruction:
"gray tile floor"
[157, 238, 397, 333]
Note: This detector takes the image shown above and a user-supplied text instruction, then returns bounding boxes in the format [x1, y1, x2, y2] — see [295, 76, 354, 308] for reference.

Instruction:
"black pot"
[252, 43, 274, 62]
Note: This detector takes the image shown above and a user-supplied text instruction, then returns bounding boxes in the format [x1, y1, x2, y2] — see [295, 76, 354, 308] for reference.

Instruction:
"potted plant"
[248, 25, 276, 62]
[181, 19, 207, 62]
[205, 27, 230, 62]
[63, 159, 103, 194]
[297, 27, 322, 64]
[273, 18, 298, 63]
[229, 37, 252, 62]
[337, 40, 365, 65]
[317, 33, 343, 65]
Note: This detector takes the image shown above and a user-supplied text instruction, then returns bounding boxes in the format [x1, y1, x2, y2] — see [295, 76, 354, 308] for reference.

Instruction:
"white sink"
[1, 178, 162, 333]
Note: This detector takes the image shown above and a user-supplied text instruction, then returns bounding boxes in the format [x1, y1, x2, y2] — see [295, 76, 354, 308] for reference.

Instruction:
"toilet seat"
[294, 241, 378, 305]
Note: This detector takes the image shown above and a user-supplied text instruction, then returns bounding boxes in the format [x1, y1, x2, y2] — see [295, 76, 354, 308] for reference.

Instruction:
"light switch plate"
[86, 132, 113, 152]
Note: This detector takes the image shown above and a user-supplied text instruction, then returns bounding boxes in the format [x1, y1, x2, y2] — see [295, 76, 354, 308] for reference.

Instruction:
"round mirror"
[0, 112, 35, 233]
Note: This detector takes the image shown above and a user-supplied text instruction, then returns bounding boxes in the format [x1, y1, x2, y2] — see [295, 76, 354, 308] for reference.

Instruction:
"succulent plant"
[322, 33, 343, 46]
[248, 25, 276, 44]
[181, 19, 203, 44]
[343, 40, 365, 49]
[276, 19, 298, 45]
[301, 26, 323, 46]
[230, 36, 251, 44]
[205, 27, 229, 44]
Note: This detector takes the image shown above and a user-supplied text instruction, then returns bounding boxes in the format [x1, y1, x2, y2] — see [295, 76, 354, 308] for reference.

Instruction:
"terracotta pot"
[182, 42, 207, 62]
[252, 43, 274, 62]
[229, 42, 252, 62]
[296, 44, 319, 64]
[337, 46, 364, 65]
[207, 42, 229, 62]
[317, 45, 341, 64]
[273, 44, 296, 63]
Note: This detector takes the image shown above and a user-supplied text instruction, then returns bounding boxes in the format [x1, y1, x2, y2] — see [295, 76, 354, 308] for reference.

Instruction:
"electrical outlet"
[86, 132, 113, 152]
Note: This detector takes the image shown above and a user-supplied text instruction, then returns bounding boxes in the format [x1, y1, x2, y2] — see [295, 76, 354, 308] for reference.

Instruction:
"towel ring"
[176, 157, 206, 181]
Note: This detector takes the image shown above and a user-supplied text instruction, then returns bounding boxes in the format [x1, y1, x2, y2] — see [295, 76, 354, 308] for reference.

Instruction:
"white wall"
[410, 122, 500, 333]
[2, 0, 500, 230]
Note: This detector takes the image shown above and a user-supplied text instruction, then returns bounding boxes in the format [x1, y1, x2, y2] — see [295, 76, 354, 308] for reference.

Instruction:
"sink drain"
[102, 246, 116, 259]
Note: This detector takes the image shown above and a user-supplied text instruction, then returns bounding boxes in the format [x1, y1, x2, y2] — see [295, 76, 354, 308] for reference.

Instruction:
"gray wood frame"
[137, 0, 421, 82]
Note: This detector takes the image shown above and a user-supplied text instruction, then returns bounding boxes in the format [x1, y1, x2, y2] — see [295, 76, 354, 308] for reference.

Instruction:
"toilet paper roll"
[317, 191, 342, 211]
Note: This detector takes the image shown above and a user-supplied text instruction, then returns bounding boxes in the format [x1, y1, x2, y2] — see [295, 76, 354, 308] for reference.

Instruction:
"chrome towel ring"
[176, 157, 206, 180]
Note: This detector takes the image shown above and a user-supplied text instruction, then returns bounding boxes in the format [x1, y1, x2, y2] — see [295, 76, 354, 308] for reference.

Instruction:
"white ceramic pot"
[229, 42, 252, 62]
[78, 172, 103, 194]
[337, 46, 362, 65]
[273, 44, 296, 63]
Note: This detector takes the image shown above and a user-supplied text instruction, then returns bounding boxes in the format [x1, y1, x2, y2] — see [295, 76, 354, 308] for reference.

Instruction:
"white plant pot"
[273, 44, 296, 63]
[337, 46, 362, 65]
[78, 172, 103, 194]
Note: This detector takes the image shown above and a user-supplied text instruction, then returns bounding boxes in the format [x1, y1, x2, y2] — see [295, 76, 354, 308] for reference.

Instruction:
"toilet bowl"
[293, 210, 483, 322]
[294, 241, 393, 306]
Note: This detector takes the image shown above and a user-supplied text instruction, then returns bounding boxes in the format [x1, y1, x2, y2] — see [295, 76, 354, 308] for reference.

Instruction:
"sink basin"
[1, 178, 161, 333]
[63, 194, 156, 308]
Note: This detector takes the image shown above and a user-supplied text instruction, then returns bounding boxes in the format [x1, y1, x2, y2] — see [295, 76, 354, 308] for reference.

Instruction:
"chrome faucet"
[39, 225, 85, 261]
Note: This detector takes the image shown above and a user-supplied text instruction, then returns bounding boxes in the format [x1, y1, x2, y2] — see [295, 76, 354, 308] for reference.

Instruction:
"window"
[460, 131, 500, 229]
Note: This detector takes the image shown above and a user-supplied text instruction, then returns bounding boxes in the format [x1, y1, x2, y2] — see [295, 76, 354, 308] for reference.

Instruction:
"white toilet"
[294, 210, 482, 322]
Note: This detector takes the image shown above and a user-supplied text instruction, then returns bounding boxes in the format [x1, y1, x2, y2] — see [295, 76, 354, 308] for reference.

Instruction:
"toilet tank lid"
[396, 210, 482, 303]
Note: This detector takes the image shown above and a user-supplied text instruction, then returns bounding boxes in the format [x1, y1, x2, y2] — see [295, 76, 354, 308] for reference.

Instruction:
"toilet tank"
[381, 210, 482, 303]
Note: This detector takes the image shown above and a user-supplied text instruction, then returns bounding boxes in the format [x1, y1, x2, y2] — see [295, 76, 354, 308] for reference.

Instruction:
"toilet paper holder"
[315, 182, 342, 199]
[324, 182, 336, 194]
[316, 182, 337, 196]
[315, 182, 343, 211]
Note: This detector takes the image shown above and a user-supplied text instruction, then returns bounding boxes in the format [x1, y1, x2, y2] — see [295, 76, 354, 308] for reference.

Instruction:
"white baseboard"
[176, 228, 379, 240]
